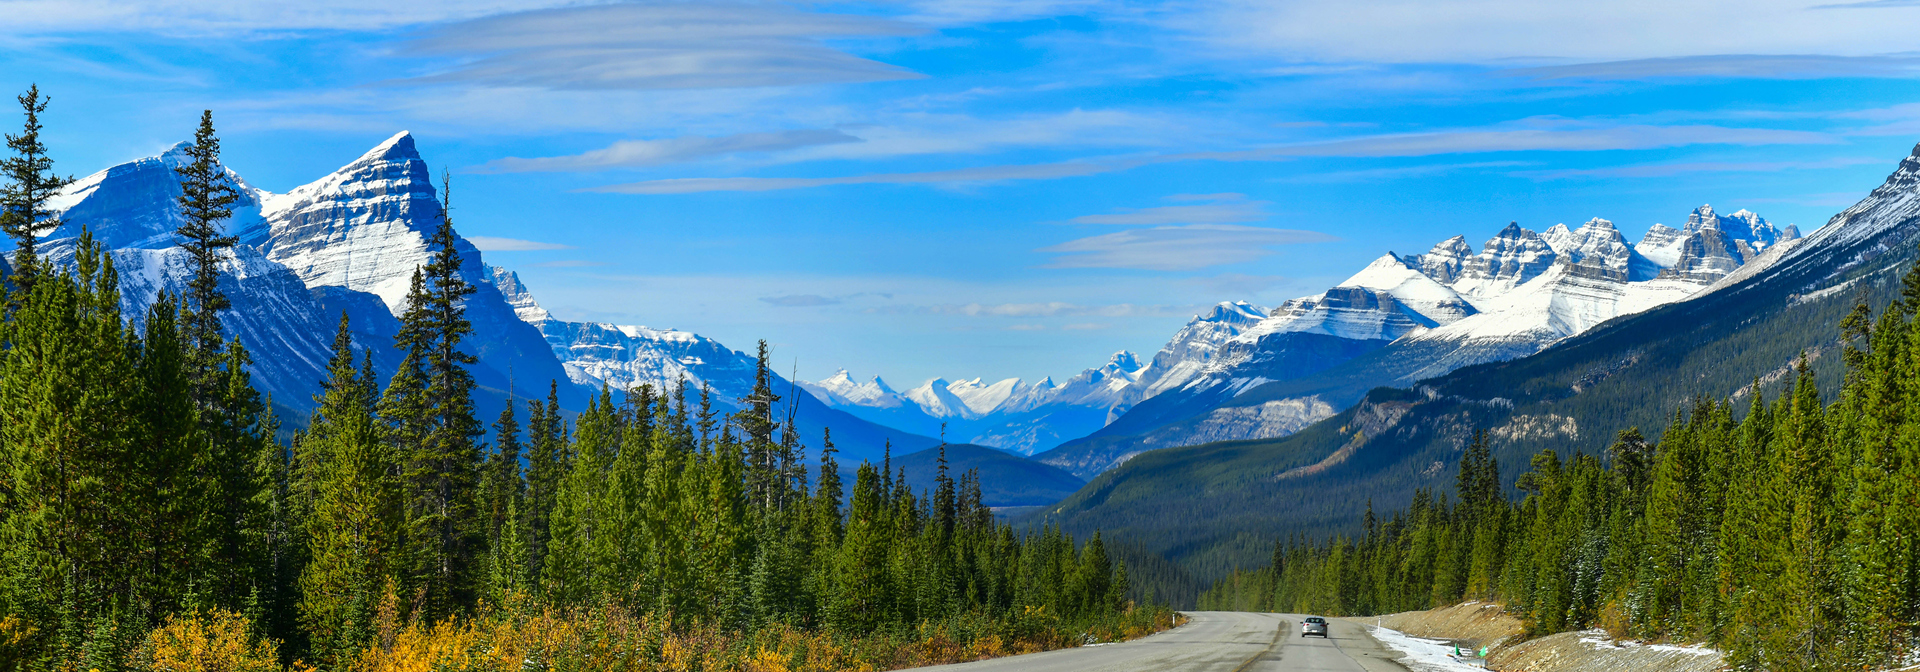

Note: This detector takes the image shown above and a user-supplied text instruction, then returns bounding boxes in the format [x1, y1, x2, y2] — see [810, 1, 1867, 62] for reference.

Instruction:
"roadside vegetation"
[1200, 259, 1920, 671]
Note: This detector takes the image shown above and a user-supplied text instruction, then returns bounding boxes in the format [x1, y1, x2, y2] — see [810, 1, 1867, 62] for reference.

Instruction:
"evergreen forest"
[1198, 265, 1920, 670]
[0, 89, 1162, 671]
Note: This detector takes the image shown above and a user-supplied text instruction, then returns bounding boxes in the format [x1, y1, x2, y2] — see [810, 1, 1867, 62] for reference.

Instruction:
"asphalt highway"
[904, 611, 1409, 672]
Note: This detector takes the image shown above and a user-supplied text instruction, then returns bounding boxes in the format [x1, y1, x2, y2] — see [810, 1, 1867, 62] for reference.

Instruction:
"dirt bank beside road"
[1349, 603, 1725, 672]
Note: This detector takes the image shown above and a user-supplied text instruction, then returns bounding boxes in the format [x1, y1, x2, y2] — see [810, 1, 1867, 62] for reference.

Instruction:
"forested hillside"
[1029, 142, 1920, 592]
[0, 90, 1160, 671]
[1198, 267, 1920, 670]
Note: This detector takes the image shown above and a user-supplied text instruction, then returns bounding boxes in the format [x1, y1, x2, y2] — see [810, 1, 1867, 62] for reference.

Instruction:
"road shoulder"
[1329, 618, 1412, 672]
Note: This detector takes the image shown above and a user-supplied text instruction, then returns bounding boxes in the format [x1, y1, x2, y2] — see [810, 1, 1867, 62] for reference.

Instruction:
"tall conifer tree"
[0, 85, 71, 292]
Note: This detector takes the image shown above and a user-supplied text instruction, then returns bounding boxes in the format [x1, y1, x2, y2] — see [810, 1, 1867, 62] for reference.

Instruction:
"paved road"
[905, 611, 1408, 672]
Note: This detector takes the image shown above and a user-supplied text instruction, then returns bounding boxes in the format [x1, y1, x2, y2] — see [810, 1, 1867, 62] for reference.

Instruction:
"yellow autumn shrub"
[134, 608, 282, 672]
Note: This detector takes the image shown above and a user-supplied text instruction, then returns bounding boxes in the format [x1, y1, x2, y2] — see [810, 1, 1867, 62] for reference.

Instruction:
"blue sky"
[10, 0, 1920, 387]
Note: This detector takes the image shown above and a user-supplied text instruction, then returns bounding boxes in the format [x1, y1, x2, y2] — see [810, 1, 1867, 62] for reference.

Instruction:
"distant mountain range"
[1028, 142, 1920, 584]
[1028, 205, 1797, 477]
[799, 204, 1796, 470]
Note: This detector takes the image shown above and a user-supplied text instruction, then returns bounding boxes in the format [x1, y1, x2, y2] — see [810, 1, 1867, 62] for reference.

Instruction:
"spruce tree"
[0, 85, 72, 292]
[396, 176, 486, 620]
[173, 110, 241, 400]
[298, 316, 400, 666]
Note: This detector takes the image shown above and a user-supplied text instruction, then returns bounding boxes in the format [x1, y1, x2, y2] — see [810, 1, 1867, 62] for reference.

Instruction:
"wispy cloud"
[1194, 0, 1920, 64]
[1281, 160, 1531, 183]
[1517, 156, 1882, 180]
[590, 159, 1138, 194]
[399, 3, 926, 91]
[480, 129, 862, 172]
[1071, 193, 1270, 225]
[3, 0, 558, 33]
[468, 235, 572, 251]
[1274, 124, 1836, 157]
[1502, 54, 1920, 81]
[1040, 225, 1336, 271]
[898, 302, 1196, 317]
[761, 294, 843, 307]
[594, 122, 1835, 194]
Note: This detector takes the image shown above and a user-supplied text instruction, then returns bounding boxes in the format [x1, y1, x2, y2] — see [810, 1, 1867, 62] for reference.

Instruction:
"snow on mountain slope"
[484, 266, 936, 462]
[1340, 254, 1477, 325]
[1450, 223, 1559, 300]
[1636, 223, 1689, 267]
[257, 132, 579, 409]
[39, 238, 354, 409]
[45, 146, 398, 416]
[1542, 218, 1662, 281]
[800, 370, 910, 409]
[1040, 204, 1802, 476]
[47, 142, 268, 249]
[1408, 235, 1473, 285]
[800, 350, 1152, 454]
[259, 132, 442, 314]
[1133, 301, 1268, 399]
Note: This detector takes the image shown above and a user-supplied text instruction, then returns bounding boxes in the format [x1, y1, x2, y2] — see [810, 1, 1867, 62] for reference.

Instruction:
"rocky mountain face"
[44, 132, 933, 463]
[484, 267, 938, 464]
[802, 302, 1273, 456]
[1034, 205, 1798, 478]
[1029, 143, 1920, 581]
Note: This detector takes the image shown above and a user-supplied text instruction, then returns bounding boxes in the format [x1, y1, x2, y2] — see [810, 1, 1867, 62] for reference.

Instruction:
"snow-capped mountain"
[801, 350, 1150, 454]
[1036, 206, 1800, 477]
[803, 300, 1274, 455]
[485, 266, 936, 463]
[42, 131, 933, 463]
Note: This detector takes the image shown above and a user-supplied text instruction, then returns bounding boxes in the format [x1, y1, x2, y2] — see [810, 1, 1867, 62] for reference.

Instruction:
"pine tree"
[298, 317, 400, 666]
[0, 85, 72, 292]
[172, 110, 241, 400]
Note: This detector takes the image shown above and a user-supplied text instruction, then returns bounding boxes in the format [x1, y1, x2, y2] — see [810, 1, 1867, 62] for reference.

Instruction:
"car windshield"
[1306, 618, 1324, 623]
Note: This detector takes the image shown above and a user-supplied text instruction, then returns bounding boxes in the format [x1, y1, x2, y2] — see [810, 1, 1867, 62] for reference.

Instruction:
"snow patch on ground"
[1367, 625, 1488, 671]
[1575, 630, 1718, 657]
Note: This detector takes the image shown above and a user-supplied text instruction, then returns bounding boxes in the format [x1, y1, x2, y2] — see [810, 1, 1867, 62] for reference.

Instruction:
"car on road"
[1301, 616, 1328, 638]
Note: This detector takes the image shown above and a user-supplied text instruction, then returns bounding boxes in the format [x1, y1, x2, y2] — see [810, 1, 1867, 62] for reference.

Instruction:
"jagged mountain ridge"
[1034, 205, 1797, 478]
[43, 132, 937, 464]
[1026, 142, 1920, 585]
[801, 350, 1147, 454]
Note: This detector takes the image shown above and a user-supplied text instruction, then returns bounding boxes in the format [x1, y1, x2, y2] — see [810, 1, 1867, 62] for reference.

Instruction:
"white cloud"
[1503, 54, 1920, 81]
[902, 302, 1196, 317]
[592, 121, 1835, 193]
[1517, 156, 1882, 180]
[479, 129, 862, 172]
[761, 294, 844, 307]
[400, 3, 926, 91]
[467, 235, 572, 251]
[1190, 0, 1920, 64]
[590, 159, 1139, 194]
[1072, 193, 1270, 225]
[1040, 224, 1335, 271]
[1, 0, 559, 33]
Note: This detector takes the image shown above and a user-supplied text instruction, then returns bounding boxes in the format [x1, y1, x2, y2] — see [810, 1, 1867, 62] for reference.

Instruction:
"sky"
[8, 0, 1920, 388]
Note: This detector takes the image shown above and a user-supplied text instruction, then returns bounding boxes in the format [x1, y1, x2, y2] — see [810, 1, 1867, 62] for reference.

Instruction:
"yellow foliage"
[0, 615, 41, 670]
[135, 609, 282, 672]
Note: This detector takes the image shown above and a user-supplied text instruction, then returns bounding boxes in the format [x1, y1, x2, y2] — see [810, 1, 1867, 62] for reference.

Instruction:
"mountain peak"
[1107, 350, 1142, 371]
[357, 130, 419, 165]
